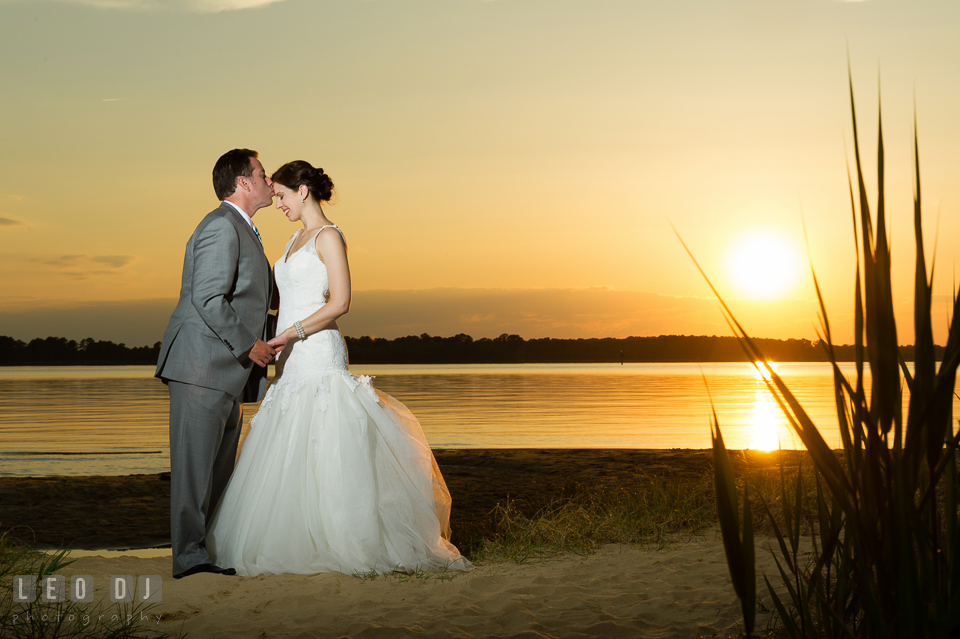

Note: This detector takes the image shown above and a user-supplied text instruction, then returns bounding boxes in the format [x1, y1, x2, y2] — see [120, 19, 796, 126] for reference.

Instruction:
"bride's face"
[274, 184, 303, 222]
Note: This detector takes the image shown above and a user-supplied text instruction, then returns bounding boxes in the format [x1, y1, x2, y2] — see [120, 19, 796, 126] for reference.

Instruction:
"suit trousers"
[168, 380, 242, 576]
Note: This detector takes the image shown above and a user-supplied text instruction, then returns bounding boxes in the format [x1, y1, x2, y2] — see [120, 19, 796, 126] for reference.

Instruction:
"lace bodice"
[272, 225, 350, 380]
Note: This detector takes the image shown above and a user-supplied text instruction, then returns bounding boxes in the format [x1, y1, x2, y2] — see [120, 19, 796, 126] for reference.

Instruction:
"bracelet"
[294, 320, 306, 341]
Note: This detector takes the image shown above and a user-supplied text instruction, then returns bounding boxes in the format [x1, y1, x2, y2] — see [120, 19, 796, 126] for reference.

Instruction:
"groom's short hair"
[213, 149, 259, 200]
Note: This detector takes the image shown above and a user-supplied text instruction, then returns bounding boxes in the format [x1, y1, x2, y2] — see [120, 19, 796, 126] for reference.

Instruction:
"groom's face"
[243, 158, 275, 211]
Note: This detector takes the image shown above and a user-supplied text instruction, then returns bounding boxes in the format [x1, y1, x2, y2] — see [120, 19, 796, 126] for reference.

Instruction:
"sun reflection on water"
[748, 361, 784, 451]
[749, 388, 782, 451]
[752, 360, 779, 381]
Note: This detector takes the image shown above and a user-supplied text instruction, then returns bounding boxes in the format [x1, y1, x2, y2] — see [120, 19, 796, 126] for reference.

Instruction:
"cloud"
[0, 288, 822, 348]
[91, 255, 138, 268]
[19, 0, 287, 12]
[0, 298, 177, 346]
[190, 0, 285, 10]
[0, 214, 28, 227]
[42, 255, 84, 267]
[0, 286, 943, 346]
[337, 287, 824, 341]
[40, 254, 138, 277]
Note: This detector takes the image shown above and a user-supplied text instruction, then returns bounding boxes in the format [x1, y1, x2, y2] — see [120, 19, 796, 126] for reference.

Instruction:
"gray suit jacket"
[156, 202, 273, 402]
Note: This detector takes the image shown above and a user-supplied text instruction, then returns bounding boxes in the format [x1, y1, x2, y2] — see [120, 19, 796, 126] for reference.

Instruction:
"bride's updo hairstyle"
[271, 161, 335, 203]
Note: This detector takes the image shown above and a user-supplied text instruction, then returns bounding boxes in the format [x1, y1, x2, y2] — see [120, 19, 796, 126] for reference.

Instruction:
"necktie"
[252, 225, 263, 244]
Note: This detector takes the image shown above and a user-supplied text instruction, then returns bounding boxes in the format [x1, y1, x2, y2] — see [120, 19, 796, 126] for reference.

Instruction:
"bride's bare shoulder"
[314, 225, 346, 263]
[315, 225, 345, 247]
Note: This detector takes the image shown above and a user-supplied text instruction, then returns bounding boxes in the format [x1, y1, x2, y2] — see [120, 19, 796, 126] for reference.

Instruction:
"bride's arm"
[268, 228, 351, 351]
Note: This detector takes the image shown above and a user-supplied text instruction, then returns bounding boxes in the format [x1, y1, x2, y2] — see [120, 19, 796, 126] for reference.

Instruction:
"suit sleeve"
[190, 216, 258, 359]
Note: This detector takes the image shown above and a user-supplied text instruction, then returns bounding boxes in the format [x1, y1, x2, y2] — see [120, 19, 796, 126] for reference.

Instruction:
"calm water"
[0, 363, 950, 477]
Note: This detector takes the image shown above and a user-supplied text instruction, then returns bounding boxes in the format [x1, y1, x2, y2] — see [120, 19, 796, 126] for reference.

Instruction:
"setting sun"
[728, 231, 800, 298]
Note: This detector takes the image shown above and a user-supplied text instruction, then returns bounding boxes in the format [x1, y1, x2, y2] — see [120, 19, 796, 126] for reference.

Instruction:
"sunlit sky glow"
[1, 0, 959, 346]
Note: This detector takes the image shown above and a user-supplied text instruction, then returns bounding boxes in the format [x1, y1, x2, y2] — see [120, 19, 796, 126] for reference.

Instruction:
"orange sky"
[1, 0, 959, 346]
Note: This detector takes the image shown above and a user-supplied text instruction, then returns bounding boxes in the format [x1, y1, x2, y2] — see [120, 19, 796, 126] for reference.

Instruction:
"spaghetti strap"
[316, 224, 346, 245]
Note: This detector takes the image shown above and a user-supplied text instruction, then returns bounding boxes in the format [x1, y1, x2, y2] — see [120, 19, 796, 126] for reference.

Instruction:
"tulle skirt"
[207, 370, 471, 576]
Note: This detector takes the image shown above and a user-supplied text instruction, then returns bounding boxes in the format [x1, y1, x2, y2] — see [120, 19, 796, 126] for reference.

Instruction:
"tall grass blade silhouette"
[677, 65, 960, 637]
[709, 403, 756, 636]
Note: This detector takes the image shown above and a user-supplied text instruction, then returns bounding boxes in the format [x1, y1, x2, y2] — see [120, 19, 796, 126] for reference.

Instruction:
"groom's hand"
[247, 339, 276, 366]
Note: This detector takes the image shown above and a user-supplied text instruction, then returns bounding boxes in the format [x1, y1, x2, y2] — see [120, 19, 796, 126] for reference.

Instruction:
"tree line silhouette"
[343, 333, 937, 363]
[0, 333, 941, 366]
[0, 336, 162, 366]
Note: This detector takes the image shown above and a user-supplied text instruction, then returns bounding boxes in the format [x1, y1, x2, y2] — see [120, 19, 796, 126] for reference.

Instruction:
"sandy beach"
[42, 537, 787, 639]
[1, 449, 790, 637]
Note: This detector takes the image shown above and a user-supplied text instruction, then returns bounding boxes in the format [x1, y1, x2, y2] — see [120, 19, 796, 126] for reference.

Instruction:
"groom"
[155, 149, 276, 579]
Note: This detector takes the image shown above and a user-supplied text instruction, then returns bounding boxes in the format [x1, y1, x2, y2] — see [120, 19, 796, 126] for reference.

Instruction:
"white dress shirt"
[222, 200, 256, 230]
[222, 200, 262, 244]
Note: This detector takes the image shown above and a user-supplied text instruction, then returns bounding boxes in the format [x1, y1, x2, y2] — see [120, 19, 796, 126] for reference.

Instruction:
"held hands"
[247, 339, 277, 367]
[267, 327, 297, 354]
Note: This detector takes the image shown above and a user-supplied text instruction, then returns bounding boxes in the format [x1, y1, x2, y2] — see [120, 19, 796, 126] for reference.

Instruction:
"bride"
[207, 160, 471, 576]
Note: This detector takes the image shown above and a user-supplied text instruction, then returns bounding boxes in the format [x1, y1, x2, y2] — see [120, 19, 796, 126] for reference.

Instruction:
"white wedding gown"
[207, 225, 471, 576]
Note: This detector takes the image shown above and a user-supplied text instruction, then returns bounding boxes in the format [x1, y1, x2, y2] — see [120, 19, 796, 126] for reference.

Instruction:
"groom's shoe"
[173, 563, 237, 579]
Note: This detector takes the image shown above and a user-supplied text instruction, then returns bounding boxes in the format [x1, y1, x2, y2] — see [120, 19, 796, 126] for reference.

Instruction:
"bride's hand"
[268, 328, 296, 353]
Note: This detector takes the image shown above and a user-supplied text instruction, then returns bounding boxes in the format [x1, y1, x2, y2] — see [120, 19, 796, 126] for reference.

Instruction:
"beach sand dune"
[55, 538, 782, 639]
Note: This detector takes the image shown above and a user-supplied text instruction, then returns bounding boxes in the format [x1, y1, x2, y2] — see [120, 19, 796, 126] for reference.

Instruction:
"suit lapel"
[220, 204, 262, 250]
[220, 203, 272, 300]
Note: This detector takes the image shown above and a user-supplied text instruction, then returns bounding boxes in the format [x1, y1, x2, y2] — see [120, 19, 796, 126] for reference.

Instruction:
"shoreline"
[0, 448, 794, 551]
[1, 448, 802, 638]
